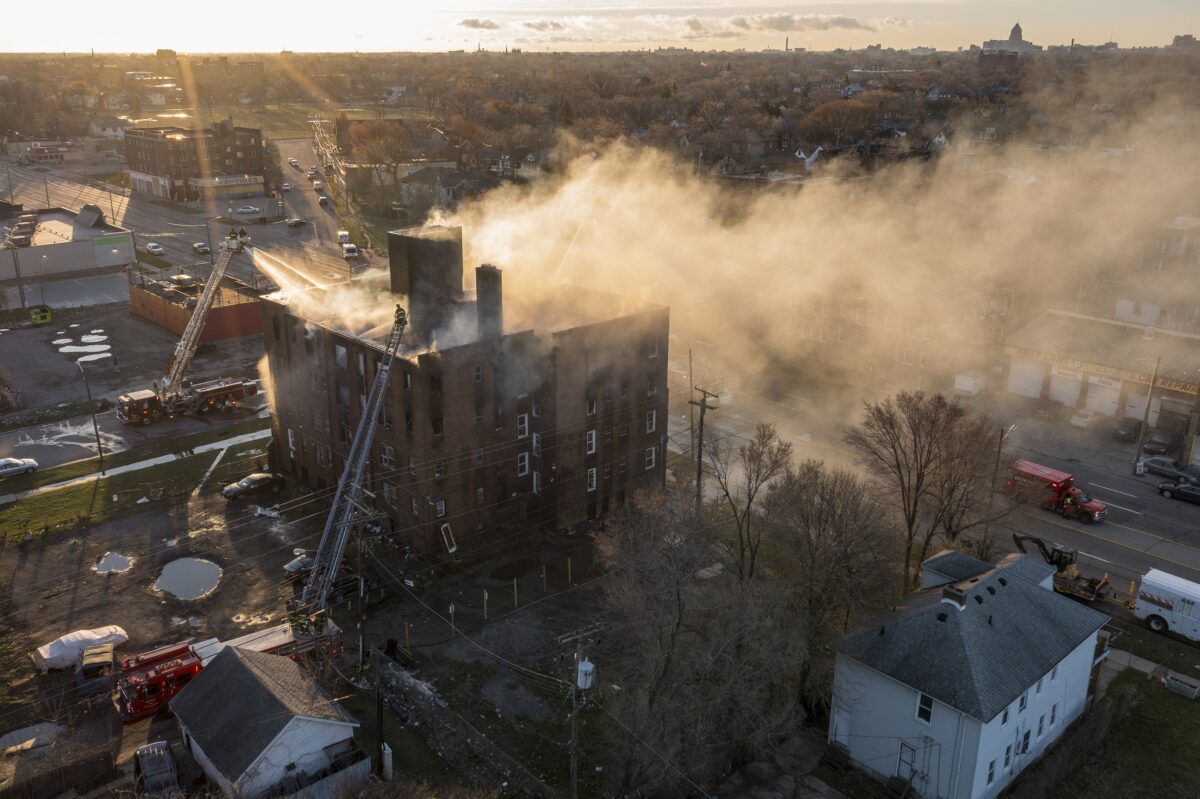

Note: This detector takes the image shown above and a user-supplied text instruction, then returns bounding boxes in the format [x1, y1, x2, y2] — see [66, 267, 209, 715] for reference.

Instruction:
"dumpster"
[29, 305, 52, 325]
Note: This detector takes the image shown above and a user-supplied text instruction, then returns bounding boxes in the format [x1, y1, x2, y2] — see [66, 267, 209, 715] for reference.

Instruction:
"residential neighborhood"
[1, 10, 1200, 799]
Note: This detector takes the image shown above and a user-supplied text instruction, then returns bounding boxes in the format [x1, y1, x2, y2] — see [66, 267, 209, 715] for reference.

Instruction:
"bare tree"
[843, 391, 1010, 591]
[596, 487, 805, 795]
[765, 460, 895, 706]
[705, 422, 793, 583]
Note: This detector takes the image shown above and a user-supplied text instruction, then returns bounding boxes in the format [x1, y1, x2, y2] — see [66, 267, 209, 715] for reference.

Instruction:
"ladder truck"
[116, 231, 259, 425]
[114, 305, 408, 723]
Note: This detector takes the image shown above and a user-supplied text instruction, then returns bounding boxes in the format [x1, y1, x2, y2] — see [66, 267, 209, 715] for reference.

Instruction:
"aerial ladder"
[116, 230, 258, 425]
[302, 304, 408, 611]
[1012, 533, 1111, 602]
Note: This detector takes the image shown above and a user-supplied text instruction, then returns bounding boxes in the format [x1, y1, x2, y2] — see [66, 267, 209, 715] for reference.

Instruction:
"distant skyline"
[0, 1, 1194, 54]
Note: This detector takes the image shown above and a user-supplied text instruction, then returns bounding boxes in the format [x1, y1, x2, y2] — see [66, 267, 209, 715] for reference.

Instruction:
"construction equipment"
[116, 230, 257, 425]
[1012, 533, 1111, 602]
[303, 304, 408, 611]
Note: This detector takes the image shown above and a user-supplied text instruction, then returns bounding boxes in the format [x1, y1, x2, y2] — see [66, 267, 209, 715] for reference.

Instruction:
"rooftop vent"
[998, 577, 1008, 587]
[942, 584, 968, 608]
[987, 586, 996, 595]
[937, 612, 948, 622]
[974, 595, 984, 604]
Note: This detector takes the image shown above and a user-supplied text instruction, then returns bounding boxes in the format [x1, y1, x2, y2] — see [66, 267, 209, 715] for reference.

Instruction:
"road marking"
[1079, 552, 1112, 564]
[1010, 512, 1200, 579]
[1088, 482, 1136, 498]
[1098, 500, 1142, 515]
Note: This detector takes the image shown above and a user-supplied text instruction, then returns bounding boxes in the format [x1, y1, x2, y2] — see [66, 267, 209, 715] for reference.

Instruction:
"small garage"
[1006, 358, 1046, 399]
[1085, 376, 1122, 417]
[1123, 391, 1160, 428]
[1048, 366, 1084, 407]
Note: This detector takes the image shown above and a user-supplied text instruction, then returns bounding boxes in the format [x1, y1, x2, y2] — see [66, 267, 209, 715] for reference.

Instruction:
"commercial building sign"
[1005, 346, 1198, 396]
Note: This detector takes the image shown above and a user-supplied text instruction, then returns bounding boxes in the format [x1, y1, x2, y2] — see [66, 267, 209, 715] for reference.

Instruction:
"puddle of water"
[80, 334, 108, 344]
[76, 353, 112, 363]
[152, 557, 221, 600]
[233, 612, 272, 625]
[68, 324, 79, 328]
[93, 552, 132, 574]
[51, 339, 71, 345]
[59, 344, 110, 353]
[89, 329, 104, 334]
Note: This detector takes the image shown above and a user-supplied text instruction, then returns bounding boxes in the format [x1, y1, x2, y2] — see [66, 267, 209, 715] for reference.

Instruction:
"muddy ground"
[0, 303, 264, 415]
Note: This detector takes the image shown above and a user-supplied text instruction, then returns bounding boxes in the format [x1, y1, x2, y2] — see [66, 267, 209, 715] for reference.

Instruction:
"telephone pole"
[1132, 355, 1161, 475]
[690, 387, 719, 516]
[569, 637, 582, 799]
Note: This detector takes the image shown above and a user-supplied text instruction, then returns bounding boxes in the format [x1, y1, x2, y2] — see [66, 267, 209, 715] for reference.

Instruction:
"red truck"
[116, 378, 257, 425]
[1005, 460, 1107, 523]
[115, 619, 340, 723]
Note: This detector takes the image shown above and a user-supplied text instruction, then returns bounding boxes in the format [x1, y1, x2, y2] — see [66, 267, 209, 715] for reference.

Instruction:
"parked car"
[75, 643, 116, 697]
[145, 242, 165, 256]
[1111, 417, 1143, 443]
[286, 217, 307, 227]
[235, 205, 261, 215]
[313, 181, 324, 191]
[1143, 432, 1181, 457]
[192, 242, 210, 254]
[0, 457, 37, 477]
[283, 550, 314, 580]
[1157, 481, 1200, 505]
[1069, 408, 1103, 429]
[281, 182, 292, 192]
[342, 243, 359, 259]
[1142, 457, 1200, 484]
[134, 741, 182, 799]
[288, 158, 300, 167]
[318, 195, 329, 206]
[221, 472, 285, 500]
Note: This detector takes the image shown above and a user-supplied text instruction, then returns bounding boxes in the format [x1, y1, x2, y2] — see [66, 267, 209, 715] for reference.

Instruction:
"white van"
[341, 243, 359, 259]
[313, 181, 324, 191]
[1134, 569, 1200, 641]
[336, 230, 350, 244]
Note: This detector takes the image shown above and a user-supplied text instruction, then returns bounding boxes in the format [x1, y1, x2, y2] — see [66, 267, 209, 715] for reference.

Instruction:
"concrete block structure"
[261, 225, 670, 554]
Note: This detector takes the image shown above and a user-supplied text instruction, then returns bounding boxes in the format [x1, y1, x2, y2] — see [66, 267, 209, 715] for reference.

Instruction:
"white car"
[281, 183, 291, 192]
[1069, 408, 1103, 429]
[145, 243, 165, 256]
[235, 205, 261, 215]
[0, 457, 37, 477]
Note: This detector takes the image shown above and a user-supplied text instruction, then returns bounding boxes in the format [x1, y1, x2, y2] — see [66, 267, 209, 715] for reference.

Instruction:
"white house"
[829, 552, 1108, 799]
[170, 646, 370, 798]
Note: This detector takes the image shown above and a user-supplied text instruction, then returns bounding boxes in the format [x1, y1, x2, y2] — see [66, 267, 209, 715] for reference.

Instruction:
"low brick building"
[129, 272, 264, 341]
[261, 225, 670, 553]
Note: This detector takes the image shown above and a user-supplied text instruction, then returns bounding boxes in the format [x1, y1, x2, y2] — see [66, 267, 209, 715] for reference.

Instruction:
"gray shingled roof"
[838, 555, 1107, 722]
[921, 550, 992, 584]
[169, 646, 358, 782]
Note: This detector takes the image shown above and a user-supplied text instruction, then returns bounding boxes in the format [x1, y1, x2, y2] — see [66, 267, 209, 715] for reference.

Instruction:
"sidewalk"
[1098, 647, 1183, 693]
[0, 428, 272, 505]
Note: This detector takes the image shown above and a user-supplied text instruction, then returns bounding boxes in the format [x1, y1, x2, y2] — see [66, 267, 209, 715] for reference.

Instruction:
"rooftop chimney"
[476, 264, 503, 339]
[388, 225, 464, 345]
[941, 584, 967, 609]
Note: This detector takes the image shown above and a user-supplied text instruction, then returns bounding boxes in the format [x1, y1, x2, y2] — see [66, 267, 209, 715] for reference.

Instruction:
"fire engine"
[116, 231, 257, 426]
[114, 306, 409, 724]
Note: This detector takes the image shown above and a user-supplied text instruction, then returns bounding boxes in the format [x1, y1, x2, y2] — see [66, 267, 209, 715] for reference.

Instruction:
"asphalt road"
[666, 374, 1200, 590]
[2, 146, 359, 293]
[0, 396, 268, 471]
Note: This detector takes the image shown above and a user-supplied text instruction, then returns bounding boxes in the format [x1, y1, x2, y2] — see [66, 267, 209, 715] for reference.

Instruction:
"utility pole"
[78, 361, 105, 475]
[357, 521, 366, 669]
[688, 349, 695, 465]
[982, 424, 1015, 541]
[570, 638, 581, 799]
[690, 387, 719, 516]
[9, 249, 27, 309]
[1132, 356, 1161, 475]
[43, 178, 50, 208]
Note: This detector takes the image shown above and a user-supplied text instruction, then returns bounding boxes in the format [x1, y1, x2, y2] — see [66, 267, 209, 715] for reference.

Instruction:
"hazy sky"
[1, 1, 1193, 53]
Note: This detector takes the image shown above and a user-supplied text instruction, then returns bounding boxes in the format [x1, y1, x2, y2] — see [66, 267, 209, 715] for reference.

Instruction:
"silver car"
[0, 457, 37, 477]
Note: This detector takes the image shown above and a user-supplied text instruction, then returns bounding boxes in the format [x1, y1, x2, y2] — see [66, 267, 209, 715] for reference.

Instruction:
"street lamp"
[8, 247, 26, 309]
[77, 361, 106, 476]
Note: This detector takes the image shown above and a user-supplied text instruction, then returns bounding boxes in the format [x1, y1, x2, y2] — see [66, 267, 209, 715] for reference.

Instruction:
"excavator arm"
[1012, 533, 1076, 572]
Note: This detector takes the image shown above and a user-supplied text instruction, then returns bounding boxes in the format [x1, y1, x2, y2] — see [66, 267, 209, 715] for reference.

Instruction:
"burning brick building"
[261, 226, 669, 554]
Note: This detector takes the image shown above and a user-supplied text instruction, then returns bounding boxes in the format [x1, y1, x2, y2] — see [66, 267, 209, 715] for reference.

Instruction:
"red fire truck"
[116, 378, 258, 425]
[1005, 460, 1108, 523]
[115, 618, 340, 724]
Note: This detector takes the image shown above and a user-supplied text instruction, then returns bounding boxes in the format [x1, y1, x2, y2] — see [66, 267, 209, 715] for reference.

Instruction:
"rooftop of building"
[126, 122, 260, 140]
[838, 553, 1108, 722]
[10, 205, 130, 246]
[1006, 309, 1200, 388]
[265, 263, 665, 356]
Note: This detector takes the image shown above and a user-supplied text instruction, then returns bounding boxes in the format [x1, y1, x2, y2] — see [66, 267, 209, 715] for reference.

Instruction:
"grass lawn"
[136, 250, 172, 270]
[0, 416, 273, 542]
[1106, 617, 1200, 672]
[340, 691, 459, 788]
[0, 415, 272, 497]
[145, 104, 430, 141]
[1056, 669, 1200, 799]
